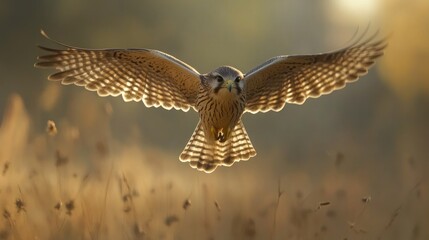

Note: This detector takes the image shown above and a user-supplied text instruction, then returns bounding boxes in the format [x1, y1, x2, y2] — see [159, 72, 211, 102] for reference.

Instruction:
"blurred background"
[0, 0, 428, 239]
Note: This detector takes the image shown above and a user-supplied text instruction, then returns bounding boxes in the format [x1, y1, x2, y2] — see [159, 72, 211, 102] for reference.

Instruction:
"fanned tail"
[179, 121, 256, 173]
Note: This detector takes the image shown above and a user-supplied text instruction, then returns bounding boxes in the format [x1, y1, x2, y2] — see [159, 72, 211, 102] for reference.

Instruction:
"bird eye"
[216, 76, 223, 82]
[235, 76, 241, 82]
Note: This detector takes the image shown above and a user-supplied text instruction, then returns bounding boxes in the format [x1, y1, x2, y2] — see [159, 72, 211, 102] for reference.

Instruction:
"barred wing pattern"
[35, 33, 201, 112]
[180, 121, 256, 173]
[244, 33, 387, 113]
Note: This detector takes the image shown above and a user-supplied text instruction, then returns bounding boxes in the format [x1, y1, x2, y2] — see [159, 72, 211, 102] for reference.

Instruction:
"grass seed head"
[2, 209, 11, 220]
[15, 198, 25, 213]
[316, 201, 331, 211]
[65, 200, 75, 215]
[183, 199, 191, 210]
[122, 194, 130, 202]
[54, 201, 62, 211]
[165, 215, 179, 226]
[362, 196, 371, 203]
[3, 209, 12, 220]
[2, 162, 9, 176]
[46, 120, 57, 136]
[214, 201, 221, 212]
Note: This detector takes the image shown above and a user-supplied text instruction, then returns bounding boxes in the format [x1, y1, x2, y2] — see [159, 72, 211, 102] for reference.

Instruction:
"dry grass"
[0, 92, 428, 240]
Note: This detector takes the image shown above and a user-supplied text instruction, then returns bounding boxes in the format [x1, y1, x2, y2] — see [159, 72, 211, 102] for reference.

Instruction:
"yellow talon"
[210, 126, 232, 143]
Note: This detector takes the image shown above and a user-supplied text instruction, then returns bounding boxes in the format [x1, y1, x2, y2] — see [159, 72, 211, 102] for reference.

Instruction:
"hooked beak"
[225, 80, 233, 92]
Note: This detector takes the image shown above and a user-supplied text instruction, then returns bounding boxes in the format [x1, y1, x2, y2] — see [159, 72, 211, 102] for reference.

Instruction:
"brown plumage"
[179, 66, 255, 172]
[35, 29, 387, 173]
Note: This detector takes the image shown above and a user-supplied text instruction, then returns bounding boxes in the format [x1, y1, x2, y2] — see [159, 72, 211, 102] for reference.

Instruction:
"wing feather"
[244, 31, 388, 113]
[35, 30, 201, 112]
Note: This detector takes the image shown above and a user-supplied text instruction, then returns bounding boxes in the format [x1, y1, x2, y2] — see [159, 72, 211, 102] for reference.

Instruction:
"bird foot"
[211, 126, 229, 143]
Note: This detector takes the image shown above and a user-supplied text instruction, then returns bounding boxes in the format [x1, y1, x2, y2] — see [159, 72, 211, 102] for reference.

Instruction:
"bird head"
[203, 66, 244, 95]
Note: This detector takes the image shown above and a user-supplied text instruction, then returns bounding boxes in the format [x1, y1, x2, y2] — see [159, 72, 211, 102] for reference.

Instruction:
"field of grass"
[0, 92, 427, 240]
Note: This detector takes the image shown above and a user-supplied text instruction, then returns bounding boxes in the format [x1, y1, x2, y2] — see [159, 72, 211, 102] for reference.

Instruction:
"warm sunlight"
[337, 0, 379, 14]
[330, 0, 381, 21]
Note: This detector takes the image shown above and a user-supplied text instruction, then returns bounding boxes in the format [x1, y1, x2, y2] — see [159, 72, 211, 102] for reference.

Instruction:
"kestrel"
[35, 29, 387, 173]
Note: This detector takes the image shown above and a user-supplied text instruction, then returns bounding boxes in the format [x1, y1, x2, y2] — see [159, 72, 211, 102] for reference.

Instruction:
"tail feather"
[180, 121, 256, 173]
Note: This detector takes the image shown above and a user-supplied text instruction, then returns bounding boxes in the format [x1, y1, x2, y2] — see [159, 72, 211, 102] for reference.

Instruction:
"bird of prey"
[35, 29, 387, 173]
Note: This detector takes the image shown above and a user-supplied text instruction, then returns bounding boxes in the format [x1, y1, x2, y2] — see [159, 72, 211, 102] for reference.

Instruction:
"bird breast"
[196, 90, 245, 142]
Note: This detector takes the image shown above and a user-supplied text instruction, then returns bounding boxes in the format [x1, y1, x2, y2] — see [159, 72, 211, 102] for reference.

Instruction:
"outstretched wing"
[35, 30, 201, 112]
[244, 31, 387, 113]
